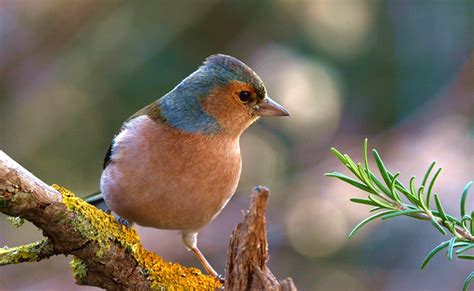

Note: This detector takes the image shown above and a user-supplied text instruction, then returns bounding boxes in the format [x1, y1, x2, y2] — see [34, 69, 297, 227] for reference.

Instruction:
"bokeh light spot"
[285, 197, 348, 258]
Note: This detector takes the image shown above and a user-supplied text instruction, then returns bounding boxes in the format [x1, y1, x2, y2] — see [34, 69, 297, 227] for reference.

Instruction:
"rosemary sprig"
[326, 139, 474, 291]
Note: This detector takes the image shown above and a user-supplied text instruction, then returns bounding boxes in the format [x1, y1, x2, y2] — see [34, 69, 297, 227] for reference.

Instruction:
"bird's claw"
[116, 216, 132, 228]
[215, 274, 225, 284]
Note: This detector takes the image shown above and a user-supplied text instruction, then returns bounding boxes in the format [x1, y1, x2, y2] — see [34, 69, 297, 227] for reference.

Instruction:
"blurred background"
[1, 0, 473, 290]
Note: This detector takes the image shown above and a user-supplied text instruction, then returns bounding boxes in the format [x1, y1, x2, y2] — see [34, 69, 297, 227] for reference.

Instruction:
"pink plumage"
[98, 55, 289, 277]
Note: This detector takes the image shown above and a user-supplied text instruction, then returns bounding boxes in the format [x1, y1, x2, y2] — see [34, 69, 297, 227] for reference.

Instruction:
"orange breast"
[100, 115, 242, 232]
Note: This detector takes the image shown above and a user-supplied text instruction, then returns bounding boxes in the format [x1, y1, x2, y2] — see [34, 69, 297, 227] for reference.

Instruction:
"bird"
[87, 54, 289, 278]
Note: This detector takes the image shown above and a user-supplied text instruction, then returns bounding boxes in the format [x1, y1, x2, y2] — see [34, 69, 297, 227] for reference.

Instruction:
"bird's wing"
[85, 101, 164, 209]
[103, 101, 163, 169]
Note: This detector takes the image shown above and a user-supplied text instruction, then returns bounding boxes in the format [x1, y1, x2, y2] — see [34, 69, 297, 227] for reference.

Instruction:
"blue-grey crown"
[200, 54, 265, 91]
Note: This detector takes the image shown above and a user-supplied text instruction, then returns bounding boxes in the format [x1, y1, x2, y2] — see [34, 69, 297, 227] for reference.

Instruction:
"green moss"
[53, 185, 221, 289]
[0, 240, 52, 265]
[70, 257, 87, 280]
[7, 216, 25, 228]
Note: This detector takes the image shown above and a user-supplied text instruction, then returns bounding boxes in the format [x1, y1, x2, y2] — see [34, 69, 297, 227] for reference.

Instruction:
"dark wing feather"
[103, 142, 114, 169]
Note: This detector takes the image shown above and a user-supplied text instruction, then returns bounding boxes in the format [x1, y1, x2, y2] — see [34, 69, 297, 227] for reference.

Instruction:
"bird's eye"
[238, 91, 251, 103]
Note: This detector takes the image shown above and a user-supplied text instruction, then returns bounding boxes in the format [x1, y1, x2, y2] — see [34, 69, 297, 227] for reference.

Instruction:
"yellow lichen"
[53, 184, 221, 289]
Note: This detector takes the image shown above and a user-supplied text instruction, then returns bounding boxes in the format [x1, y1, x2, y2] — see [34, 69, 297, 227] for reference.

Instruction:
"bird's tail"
[83, 191, 109, 212]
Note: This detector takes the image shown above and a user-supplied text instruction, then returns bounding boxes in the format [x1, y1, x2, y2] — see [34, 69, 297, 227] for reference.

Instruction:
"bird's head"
[158, 54, 289, 136]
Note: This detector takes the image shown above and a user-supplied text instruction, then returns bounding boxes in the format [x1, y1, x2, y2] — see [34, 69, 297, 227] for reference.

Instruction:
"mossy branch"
[0, 150, 295, 290]
[0, 239, 54, 266]
[0, 150, 220, 289]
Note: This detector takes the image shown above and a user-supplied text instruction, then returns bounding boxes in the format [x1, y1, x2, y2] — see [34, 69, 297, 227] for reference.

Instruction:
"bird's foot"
[215, 274, 225, 284]
[115, 216, 133, 228]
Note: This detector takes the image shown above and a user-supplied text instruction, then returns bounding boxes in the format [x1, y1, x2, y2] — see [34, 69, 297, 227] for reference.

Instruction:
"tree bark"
[225, 186, 297, 291]
[0, 150, 296, 290]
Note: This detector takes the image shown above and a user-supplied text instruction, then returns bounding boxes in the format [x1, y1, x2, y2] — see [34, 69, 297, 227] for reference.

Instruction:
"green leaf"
[348, 210, 396, 239]
[463, 272, 474, 291]
[421, 161, 436, 209]
[350, 198, 379, 207]
[405, 205, 419, 210]
[394, 183, 413, 199]
[369, 206, 383, 212]
[434, 194, 448, 222]
[471, 211, 474, 235]
[421, 240, 450, 269]
[430, 211, 462, 226]
[369, 172, 393, 197]
[461, 181, 473, 217]
[409, 177, 417, 197]
[461, 215, 472, 229]
[381, 209, 423, 220]
[344, 154, 363, 180]
[372, 149, 391, 188]
[363, 138, 370, 173]
[455, 243, 474, 254]
[447, 237, 457, 260]
[368, 194, 393, 209]
[430, 218, 447, 235]
[422, 161, 436, 188]
[389, 172, 402, 203]
[418, 185, 427, 210]
[394, 187, 419, 207]
[458, 255, 474, 260]
[325, 172, 372, 192]
[388, 171, 410, 194]
[426, 168, 442, 207]
[357, 163, 377, 192]
[404, 177, 421, 207]
[330, 147, 347, 165]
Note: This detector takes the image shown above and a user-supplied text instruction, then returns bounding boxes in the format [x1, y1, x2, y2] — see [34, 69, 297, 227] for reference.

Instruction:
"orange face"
[201, 81, 263, 136]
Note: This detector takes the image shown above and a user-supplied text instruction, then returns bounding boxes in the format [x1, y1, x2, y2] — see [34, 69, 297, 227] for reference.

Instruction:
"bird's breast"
[100, 115, 242, 232]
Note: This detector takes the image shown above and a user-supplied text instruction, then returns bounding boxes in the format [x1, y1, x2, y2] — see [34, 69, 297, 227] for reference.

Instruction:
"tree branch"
[0, 239, 55, 266]
[0, 150, 220, 289]
[0, 150, 296, 290]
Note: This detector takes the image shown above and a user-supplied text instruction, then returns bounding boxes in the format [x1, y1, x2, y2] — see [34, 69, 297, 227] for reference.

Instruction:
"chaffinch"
[89, 54, 289, 277]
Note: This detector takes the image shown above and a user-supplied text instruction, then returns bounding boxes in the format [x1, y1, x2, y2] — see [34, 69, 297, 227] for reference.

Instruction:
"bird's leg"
[182, 232, 220, 279]
[191, 246, 219, 277]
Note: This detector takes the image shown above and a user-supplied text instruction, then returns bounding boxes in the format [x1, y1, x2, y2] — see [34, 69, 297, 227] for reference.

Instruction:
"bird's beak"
[254, 96, 290, 117]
